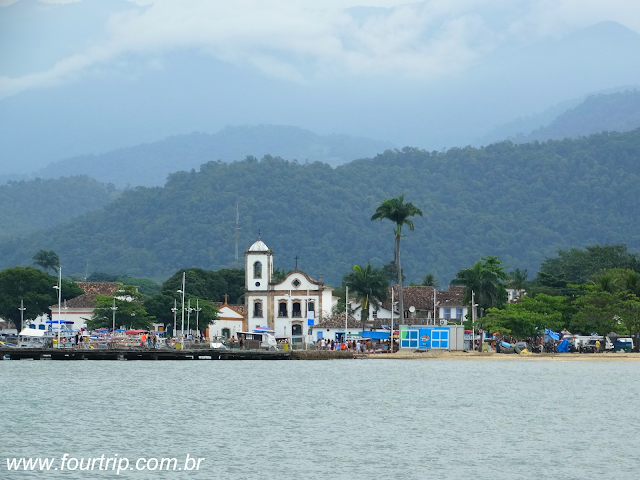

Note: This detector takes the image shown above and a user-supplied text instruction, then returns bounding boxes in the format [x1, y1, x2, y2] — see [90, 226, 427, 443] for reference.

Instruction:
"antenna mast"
[235, 200, 239, 269]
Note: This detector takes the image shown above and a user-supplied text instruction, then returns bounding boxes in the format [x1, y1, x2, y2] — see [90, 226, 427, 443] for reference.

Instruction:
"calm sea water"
[2, 359, 639, 479]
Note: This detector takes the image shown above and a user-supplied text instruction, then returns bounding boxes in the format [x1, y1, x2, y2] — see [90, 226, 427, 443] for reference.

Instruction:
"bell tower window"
[254, 261, 262, 279]
[253, 301, 263, 318]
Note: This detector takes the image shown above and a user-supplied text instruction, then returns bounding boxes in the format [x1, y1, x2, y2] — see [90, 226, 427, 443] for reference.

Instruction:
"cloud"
[1, 0, 639, 100]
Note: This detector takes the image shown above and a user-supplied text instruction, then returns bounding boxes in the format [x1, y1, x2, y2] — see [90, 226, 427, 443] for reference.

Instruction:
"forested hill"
[36, 125, 394, 188]
[520, 90, 640, 143]
[2, 129, 640, 285]
[0, 176, 118, 241]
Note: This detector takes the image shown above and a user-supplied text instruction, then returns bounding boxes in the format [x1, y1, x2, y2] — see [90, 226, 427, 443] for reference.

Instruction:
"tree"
[342, 263, 388, 333]
[508, 268, 528, 295]
[89, 285, 155, 330]
[537, 244, 640, 294]
[421, 273, 438, 288]
[0, 266, 83, 330]
[483, 294, 566, 339]
[382, 260, 405, 285]
[32, 249, 60, 274]
[371, 194, 423, 319]
[272, 267, 291, 283]
[451, 257, 508, 315]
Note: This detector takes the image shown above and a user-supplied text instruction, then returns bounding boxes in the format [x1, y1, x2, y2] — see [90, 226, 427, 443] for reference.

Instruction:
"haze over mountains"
[36, 125, 395, 188]
[3, 0, 640, 174]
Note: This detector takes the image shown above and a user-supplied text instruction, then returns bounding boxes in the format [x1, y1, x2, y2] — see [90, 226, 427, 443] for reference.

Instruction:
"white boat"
[17, 328, 50, 348]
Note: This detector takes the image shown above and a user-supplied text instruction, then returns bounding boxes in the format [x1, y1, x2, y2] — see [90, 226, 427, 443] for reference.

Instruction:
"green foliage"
[32, 249, 60, 274]
[451, 257, 508, 313]
[160, 268, 244, 304]
[5, 130, 640, 286]
[483, 294, 566, 338]
[508, 268, 528, 292]
[342, 263, 389, 331]
[382, 261, 405, 285]
[0, 267, 83, 329]
[421, 273, 438, 288]
[537, 244, 640, 294]
[89, 285, 154, 330]
[86, 272, 161, 296]
[0, 176, 117, 241]
[272, 267, 291, 283]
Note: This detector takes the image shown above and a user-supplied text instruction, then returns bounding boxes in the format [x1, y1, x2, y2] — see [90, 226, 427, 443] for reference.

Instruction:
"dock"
[0, 347, 291, 361]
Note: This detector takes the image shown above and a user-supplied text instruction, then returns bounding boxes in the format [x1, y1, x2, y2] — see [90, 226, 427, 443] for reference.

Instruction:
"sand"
[368, 350, 640, 362]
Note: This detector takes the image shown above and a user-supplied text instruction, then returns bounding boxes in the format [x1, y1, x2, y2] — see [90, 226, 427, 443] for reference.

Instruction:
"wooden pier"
[0, 347, 291, 361]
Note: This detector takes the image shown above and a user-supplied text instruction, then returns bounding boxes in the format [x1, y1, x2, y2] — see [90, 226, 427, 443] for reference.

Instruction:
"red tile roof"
[49, 282, 121, 310]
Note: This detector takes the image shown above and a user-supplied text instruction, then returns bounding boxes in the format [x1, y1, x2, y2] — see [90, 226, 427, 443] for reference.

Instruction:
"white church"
[244, 237, 334, 341]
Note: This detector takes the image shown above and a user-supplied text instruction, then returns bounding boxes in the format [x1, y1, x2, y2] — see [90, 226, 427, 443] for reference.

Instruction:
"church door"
[222, 328, 230, 339]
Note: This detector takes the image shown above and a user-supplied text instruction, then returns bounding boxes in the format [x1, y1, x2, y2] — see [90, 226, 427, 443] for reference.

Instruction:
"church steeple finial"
[258, 229, 261, 240]
[223, 293, 229, 305]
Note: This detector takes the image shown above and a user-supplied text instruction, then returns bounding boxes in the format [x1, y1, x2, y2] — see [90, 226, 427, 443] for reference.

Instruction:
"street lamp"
[194, 299, 202, 339]
[53, 267, 62, 349]
[171, 299, 178, 339]
[177, 271, 186, 348]
[111, 298, 118, 344]
[18, 300, 26, 332]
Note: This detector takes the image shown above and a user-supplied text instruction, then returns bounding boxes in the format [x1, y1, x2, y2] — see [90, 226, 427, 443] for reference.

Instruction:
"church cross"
[294, 255, 300, 269]
[224, 293, 229, 304]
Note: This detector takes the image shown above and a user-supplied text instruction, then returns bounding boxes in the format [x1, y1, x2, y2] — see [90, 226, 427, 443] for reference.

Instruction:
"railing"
[278, 312, 288, 317]
[292, 311, 302, 317]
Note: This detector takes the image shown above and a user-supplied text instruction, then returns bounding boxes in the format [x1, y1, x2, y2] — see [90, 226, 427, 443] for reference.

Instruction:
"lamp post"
[195, 299, 202, 339]
[177, 272, 186, 347]
[53, 267, 62, 348]
[186, 299, 194, 337]
[345, 286, 348, 344]
[18, 300, 26, 332]
[111, 297, 118, 340]
[171, 299, 178, 339]
[471, 290, 479, 351]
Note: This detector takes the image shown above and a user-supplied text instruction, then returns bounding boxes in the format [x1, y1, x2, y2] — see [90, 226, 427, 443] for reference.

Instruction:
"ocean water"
[2, 359, 639, 479]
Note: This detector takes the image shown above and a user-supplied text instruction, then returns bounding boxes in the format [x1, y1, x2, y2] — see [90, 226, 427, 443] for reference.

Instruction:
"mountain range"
[35, 125, 395, 188]
[2, 128, 640, 286]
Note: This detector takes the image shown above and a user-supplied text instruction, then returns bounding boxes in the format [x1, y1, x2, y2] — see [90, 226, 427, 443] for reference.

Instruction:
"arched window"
[278, 302, 288, 317]
[254, 261, 262, 279]
[253, 301, 263, 318]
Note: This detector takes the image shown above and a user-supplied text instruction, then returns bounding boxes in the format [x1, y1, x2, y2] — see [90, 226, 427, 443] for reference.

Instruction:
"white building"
[49, 282, 121, 331]
[244, 237, 333, 342]
[207, 297, 245, 340]
[349, 285, 469, 325]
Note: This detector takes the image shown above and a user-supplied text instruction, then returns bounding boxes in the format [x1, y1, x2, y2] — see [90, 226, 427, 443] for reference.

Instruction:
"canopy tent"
[557, 338, 570, 353]
[362, 330, 389, 340]
[18, 328, 48, 337]
[125, 329, 148, 335]
[46, 320, 74, 324]
[253, 326, 275, 333]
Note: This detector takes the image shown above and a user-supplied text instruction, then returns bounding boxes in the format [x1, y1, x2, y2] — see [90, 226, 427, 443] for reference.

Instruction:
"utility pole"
[345, 286, 348, 344]
[171, 299, 177, 339]
[471, 290, 476, 351]
[111, 297, 118, 338]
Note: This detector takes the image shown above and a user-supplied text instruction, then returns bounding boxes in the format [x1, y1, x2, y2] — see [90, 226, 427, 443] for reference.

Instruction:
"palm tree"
[422, 273, 438, 288]
[32, 249, 60, 274]
[451, 261, 505, 315]
[343, 263, 389, 334]
[371, 195, 423, 320]
[508, 268, 528, 297]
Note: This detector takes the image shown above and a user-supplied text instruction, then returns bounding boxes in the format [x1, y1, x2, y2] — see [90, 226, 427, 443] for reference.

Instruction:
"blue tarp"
[557, 338, 569, 353]
[363, 330, 389, 340]
[545, 328, 560, 341]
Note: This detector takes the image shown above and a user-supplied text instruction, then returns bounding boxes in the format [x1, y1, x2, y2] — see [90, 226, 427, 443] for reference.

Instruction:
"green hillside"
[0, 176, 118, 241]
[37, 125, 394, 188]
[521, 90, 640, 143]
[2, 129, 640, 286]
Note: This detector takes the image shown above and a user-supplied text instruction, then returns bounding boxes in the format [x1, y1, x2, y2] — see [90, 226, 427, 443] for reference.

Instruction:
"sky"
[2, 0, 640, 172]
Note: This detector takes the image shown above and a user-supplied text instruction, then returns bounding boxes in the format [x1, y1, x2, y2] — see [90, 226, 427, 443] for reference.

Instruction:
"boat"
[237, 330, 278, 351]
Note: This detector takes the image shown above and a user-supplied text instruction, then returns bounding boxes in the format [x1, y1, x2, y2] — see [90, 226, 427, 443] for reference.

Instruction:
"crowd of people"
[314, 338, 395, 354]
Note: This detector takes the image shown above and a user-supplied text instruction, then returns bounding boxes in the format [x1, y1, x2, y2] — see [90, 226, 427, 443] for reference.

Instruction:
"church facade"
[244, 238, 333, 341]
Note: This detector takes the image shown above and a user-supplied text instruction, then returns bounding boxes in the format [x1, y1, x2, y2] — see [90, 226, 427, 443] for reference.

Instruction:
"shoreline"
[369, 350, 640, 362]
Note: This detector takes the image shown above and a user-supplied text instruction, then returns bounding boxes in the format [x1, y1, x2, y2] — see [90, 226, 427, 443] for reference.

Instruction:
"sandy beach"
[372, 350, 640, 362]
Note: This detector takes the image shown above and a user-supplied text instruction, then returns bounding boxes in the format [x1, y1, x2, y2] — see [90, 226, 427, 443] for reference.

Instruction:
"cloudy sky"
[2, 0, 640, 171]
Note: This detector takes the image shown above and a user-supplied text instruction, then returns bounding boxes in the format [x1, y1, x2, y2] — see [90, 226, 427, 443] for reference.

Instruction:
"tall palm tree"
[371, 194, 423, 320]
[451, 261, 505, 315]
[32, 249, 60, 274]
[343, 263, 389, 334]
